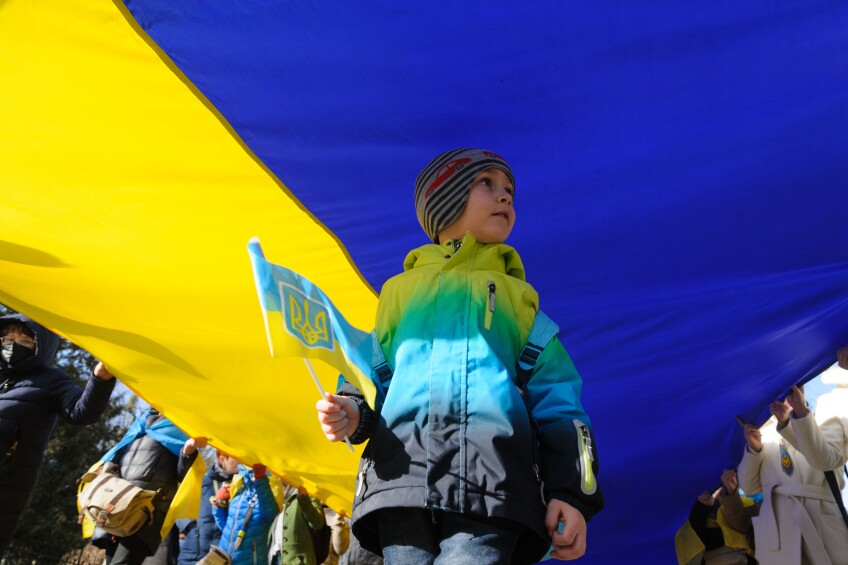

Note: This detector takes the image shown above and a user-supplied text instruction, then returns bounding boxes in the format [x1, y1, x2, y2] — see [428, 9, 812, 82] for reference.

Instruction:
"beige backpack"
[77, 469, 161, 537]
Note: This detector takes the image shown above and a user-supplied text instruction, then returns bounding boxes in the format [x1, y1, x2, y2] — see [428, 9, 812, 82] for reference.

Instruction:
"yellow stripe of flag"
[0, 0, 376, 513]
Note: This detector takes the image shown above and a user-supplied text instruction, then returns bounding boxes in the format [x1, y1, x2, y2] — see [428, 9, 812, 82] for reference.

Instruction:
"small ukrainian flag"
[247, 237, 380, 407]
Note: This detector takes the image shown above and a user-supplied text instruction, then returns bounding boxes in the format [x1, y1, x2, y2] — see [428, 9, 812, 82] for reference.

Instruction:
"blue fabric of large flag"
[53, 2, 848, 562]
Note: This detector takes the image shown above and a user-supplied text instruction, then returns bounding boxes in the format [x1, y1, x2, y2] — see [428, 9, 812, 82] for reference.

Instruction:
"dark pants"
[107, 535, 154, 565]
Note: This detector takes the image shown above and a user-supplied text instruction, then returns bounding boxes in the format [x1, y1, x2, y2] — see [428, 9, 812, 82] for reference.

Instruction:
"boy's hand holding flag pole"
[247, 237, 382, 452]
[303, 357, 354, 451]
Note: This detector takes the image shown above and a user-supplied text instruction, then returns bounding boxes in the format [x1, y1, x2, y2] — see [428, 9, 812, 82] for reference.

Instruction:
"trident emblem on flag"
[282, 283, 334, 350]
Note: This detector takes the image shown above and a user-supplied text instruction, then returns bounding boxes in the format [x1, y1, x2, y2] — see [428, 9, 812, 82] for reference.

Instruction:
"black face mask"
[1, 342, 35, 365]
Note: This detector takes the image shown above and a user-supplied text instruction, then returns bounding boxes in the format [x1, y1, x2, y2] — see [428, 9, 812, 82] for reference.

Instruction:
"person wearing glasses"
[0, 313, 116, 555]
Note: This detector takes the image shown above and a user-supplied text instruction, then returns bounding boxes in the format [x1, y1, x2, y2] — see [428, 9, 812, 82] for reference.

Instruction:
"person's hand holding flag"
[316, 392, 361, 441]
[247, 237, 384, 452]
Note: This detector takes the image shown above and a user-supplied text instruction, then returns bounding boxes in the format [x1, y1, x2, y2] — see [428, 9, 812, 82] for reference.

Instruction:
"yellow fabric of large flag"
[160, 456, 207, 540]
[0, 0, 376, 513]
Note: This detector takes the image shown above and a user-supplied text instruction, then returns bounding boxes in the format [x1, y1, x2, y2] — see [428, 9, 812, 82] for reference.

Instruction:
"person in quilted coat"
[0, 313, 116, 554]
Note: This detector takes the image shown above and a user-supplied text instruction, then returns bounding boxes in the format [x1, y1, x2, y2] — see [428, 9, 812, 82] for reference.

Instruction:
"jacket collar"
[402, 232, 526, 281]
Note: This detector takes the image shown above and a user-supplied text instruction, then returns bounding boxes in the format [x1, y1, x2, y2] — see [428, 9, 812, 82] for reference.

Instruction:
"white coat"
[738, 414, 848, 565]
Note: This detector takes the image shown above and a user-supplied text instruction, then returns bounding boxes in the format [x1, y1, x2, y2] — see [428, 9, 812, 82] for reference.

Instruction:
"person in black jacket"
[103, 411, 199, 565]
[0, 313, 116, 555]
[176, 454, 232, 565]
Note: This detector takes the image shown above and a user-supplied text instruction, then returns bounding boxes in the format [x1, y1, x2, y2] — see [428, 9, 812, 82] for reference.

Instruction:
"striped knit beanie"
[414, 148, 515, 243]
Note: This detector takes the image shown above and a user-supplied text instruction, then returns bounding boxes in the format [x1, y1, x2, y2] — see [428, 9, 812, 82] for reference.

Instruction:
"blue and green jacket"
[344, 233, 603, 561]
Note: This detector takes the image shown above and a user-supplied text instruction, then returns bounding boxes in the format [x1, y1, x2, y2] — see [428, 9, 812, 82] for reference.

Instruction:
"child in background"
[317, 148, 603, 564]
[210, 449, 279, 565]
[267, 481, 326, 565]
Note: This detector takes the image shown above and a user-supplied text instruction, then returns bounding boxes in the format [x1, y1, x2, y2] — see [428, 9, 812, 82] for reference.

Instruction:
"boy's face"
[217, 453, 241, 474]
[437, 167, 515, 244]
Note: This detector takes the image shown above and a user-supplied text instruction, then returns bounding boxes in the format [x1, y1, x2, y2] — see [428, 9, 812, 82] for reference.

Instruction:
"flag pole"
[303, 358, 355, 452]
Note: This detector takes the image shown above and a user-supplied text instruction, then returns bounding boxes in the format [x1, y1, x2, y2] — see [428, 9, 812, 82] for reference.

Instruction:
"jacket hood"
[402, 232, 527, 281]
[0, 313, 60, 374]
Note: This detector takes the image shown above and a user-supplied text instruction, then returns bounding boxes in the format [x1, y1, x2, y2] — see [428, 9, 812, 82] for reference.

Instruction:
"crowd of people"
[678, 346, 848, 565]
[0, 311, 367, 565]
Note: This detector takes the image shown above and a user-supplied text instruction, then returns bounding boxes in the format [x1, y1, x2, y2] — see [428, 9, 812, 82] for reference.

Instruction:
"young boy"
[316, 148, 603, 564]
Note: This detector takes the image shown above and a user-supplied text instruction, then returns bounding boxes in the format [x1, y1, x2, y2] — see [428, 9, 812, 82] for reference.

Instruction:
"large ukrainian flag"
[2, 1, 847, 562]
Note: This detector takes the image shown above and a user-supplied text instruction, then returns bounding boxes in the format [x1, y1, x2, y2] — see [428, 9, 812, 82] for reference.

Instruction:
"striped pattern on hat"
[414, 148, 515, 243]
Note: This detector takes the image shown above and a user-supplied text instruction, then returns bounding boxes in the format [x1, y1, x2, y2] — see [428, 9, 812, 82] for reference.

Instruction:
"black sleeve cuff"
[177, 450, 199, 480]
[548, 489, 604, 523]
[340, 394, 376, 444]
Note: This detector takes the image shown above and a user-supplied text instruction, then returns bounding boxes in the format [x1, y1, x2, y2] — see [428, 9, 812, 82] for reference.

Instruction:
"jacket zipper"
[227, 482, 247, 554]
[356, 458, 372, 497]
[485, 281, 496, 330]
[533, 463, 546, 507]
